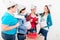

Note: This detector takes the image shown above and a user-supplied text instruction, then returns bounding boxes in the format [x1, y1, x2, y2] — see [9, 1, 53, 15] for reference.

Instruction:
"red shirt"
[26, 14, 38, 28]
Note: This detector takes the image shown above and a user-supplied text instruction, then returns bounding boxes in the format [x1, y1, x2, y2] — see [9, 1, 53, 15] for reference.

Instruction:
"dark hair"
[7, 5, 16, 10]
[20, 8, 26, 13]
[42, 5, 50, 16]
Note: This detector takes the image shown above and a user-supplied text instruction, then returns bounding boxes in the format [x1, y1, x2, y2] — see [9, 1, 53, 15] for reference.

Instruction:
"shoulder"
[2, 12, 9, 19]
[48, 13, 51, 16]
[26, 13, 31, 18]
[3, 12, 13, 18]
[47, 13, 52, 20]
[2, 12, 13, 21]
[47, 13, 51, 18]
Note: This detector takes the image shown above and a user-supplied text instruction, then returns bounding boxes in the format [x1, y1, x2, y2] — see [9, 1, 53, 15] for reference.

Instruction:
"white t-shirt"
[40, 14, 48, 30]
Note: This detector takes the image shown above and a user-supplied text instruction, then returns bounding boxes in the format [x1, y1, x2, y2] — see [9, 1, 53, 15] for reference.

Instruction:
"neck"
[45, 12, 48, 14]
[8, 10, 14, 15]
[31, 12, 35, 15]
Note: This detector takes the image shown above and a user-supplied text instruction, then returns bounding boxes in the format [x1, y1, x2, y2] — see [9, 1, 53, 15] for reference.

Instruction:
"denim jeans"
[17, 33, 26, 40]
[39, 29, 48, 40]
[27, 28, 37, 34]
[1, 33, 15, 40]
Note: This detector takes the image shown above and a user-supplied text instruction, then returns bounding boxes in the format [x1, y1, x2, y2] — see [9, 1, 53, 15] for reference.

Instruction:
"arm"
[1, 22, 19, 31]
[26, 14, 31, 21]
[47, 14, 52, 27]
[15, 15, 24, 19]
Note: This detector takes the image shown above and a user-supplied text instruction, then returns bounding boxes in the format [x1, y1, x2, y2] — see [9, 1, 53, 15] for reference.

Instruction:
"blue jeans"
[27, 28, 37, 34]
[39, 29, 48, 40]
[1, 33, 15, 40]
[17, 33, 26, 40]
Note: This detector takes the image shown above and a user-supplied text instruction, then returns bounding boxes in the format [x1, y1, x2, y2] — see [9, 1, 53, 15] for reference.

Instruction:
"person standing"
[26, 5, 38, 34]
[1, 0, 19, 40]
[39, 5, 52, 40]
[15, 5, 27, 40]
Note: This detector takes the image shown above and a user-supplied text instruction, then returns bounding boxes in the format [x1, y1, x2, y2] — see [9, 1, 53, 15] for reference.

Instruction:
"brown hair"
[42, 5, 50, 16]
[7, 5, 17, 10]
[20, 8, 26, 13]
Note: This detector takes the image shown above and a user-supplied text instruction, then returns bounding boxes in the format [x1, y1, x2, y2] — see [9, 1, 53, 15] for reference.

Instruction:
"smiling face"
[21, 9, 26, 14]
[20, 8, 26, 14]
[8, 5, 17, 14]
[31, 7, 36, 14]
[44, 5, 50, 14]
[44, 6, 48, 13]
[12, 5, 17, 13]
[42, 5, 50, 16]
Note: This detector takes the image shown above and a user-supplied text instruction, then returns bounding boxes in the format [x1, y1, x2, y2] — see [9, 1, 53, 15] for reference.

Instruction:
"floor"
[0, 35, 44, 40]
[26, 34, 44, 40]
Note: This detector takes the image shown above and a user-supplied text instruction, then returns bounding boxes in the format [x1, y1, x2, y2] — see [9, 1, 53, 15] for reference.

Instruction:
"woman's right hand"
[15, 22, 20, 28]
[1, 22, 20, 31]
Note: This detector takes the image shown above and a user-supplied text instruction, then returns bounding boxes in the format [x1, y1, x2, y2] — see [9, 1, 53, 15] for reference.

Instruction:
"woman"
[39, 5, 52, 40]
[26, 5, 38, 34]
[15, 5, 27, 40]
[1, 1, 19, 40]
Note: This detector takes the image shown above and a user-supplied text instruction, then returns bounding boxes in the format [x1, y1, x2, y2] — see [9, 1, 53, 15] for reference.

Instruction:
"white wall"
[47, 0, 60, 40]
[0, 0, 60, 40]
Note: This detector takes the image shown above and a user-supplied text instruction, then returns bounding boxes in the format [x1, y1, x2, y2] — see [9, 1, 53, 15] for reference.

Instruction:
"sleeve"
[2, 16, 11, 25]
[26, 14, 31, 21]
[47, 14, 52, 27]
[15, 15, 24, 19]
